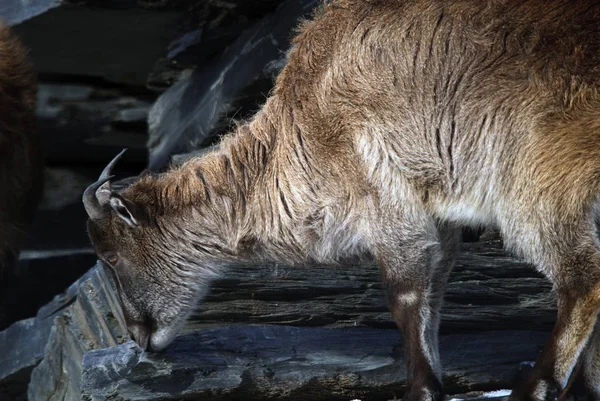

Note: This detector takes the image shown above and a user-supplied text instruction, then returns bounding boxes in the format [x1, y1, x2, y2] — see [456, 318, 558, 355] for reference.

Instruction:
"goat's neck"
[152, 94, 370, 265]
[166, 97, 312, 263]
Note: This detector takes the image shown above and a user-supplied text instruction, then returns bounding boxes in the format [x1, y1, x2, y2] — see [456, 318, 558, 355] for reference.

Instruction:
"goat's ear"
[109, 194, 142, 228]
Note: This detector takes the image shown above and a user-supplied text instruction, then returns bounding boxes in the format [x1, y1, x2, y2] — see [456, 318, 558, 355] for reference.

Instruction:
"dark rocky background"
[0, 1, 559, 400]
[1, 0, 316, 332]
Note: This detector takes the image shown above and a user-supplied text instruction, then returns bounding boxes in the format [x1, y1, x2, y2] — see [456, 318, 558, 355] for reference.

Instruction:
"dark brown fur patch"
[0, 22, 43, 277]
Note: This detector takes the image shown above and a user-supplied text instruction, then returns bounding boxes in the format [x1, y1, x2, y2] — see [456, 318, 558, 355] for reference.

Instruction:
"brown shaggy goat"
[0, 21, 42, 278]
[84, 1, 600, 400]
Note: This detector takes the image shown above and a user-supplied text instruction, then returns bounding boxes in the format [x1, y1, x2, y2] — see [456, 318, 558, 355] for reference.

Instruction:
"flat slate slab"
[188, 240, 556, 335]
[81, 326, 546, 401]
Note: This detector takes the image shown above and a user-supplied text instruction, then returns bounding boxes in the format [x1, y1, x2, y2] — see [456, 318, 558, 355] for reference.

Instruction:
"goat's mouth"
[128, 322, 152, 351]
[128, 321, 180, 352]
[147, 325, 180, 352]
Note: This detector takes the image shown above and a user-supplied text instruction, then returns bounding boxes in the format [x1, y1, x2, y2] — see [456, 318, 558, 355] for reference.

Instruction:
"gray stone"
[0, 317, 53, 400]
[0, 251, 97, 331]
[0, 265, 129, 400]
[35, 83, 151, 165]
[11, 4, 182, 87]
[0, 0, 62, 26]
[147, 0, 320, 171]
[39, 167, 93, 211]
[80, 325, 548, 401]
[187, 242, 556, 334]
[26, 265, 129, 401]
[6, 0, 290, 89]
[2, 0, 316, 171]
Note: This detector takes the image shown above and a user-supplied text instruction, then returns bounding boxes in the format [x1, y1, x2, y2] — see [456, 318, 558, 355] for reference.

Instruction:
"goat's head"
[83, 150, 223, 352]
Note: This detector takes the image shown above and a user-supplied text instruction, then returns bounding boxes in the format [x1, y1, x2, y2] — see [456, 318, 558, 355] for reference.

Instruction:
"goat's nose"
[128, 323, 151, 350]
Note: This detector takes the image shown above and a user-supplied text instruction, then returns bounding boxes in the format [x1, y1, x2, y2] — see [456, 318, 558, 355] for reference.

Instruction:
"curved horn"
[82, 149, 127, 220]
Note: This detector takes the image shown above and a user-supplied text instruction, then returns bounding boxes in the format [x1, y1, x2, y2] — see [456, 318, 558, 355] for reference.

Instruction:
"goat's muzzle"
[128, 321, 152, 351]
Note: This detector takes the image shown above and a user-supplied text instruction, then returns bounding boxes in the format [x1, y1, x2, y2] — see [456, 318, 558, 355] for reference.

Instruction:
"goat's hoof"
[402, 380, 444, 401]
[509, 378, 559, 401]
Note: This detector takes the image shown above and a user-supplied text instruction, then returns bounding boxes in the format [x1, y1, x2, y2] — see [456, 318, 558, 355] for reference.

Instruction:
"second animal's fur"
[84, 1, 600, 400]
[0, 22, 42, 278]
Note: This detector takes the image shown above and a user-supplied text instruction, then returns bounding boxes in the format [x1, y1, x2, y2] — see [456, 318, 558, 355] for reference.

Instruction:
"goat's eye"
[106, 254, 119, 265]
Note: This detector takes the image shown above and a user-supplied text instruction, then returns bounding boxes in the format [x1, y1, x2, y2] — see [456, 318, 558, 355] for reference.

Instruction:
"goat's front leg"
[377, 221, 460, 401]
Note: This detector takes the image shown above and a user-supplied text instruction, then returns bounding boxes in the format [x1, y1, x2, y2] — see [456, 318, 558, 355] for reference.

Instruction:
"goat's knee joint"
[396, 290, 421, 305]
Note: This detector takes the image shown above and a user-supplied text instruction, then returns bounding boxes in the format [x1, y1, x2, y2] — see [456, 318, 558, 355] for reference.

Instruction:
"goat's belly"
[431, 197, 496, 227]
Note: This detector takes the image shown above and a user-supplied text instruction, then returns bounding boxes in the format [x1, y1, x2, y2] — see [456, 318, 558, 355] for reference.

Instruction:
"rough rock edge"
[147, 0, 320, 171]
[0, 264, 128, 401]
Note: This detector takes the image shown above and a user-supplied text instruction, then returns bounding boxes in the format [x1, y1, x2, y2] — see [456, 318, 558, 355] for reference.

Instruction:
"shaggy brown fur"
[85, 1, 600, 400]
[0, 21, 42, 277]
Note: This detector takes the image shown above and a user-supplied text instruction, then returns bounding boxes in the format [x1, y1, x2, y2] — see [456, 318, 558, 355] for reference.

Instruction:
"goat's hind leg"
[567, 306, 600, 400]
[376, 218, 460, 401]
[507, 217, 600, 401]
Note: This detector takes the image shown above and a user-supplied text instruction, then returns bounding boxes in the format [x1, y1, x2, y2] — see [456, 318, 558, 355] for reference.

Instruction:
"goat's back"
[272, 0, 600, 229]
